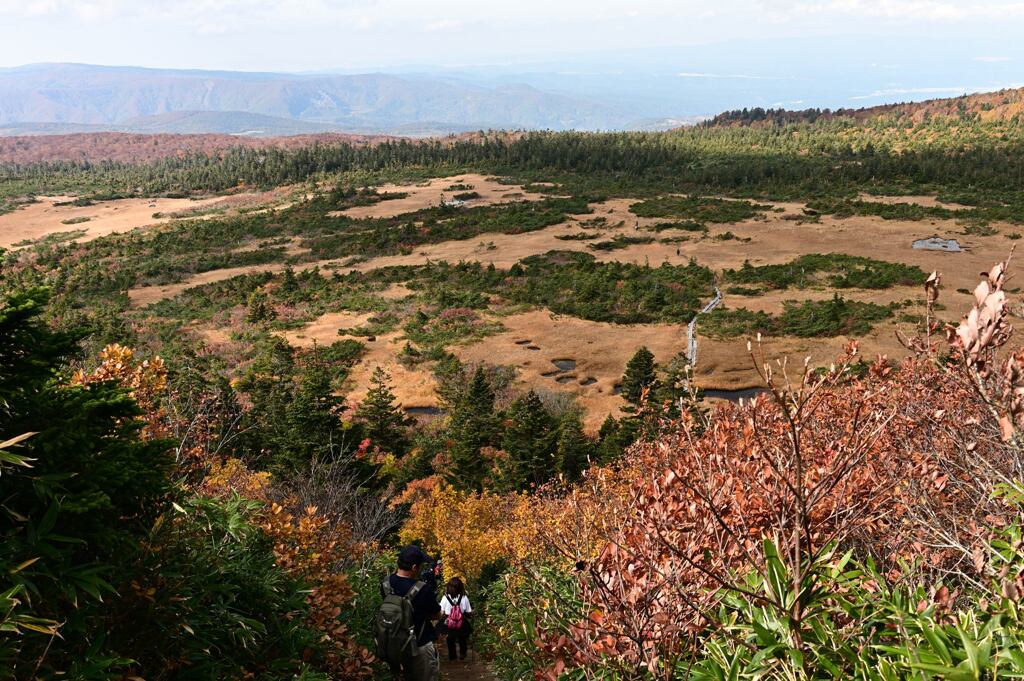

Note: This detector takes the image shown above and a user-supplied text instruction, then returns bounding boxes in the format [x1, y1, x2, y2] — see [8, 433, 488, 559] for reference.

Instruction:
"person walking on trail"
[440, 577, 473, 662]
[376, 545, 442, 681]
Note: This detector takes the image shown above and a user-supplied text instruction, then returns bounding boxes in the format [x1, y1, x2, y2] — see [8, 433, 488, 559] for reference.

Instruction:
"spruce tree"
[355, 366, 410, 456]
[596, 414, 623, 464]
[246, 289, 275, 324]
[621, 346, 658, 407]
[446, 367, 497, 491]
[500, 390, 555, 490]
[236, 336, 295, 469]
[283, 352, 345, 472]
[556, 410, 593, 483]
[281, 266, 299, 295]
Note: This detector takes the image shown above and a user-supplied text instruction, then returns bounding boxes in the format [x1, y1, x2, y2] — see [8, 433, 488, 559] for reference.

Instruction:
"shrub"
[701, 295, 894, 337]
[630, 195, 770, 223]
[724, 253, 925, 290]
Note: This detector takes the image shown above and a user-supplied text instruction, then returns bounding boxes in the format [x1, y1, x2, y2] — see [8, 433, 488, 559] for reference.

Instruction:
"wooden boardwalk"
[688, 284, 722, 368]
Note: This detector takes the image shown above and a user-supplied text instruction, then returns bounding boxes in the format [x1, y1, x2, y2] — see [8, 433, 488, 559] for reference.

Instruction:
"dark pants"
[446, 625, 470, 660]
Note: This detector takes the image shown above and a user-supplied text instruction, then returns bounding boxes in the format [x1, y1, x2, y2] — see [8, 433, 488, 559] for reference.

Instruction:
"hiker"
[440, 577, 473, 661]
[376, 545, 442, 681]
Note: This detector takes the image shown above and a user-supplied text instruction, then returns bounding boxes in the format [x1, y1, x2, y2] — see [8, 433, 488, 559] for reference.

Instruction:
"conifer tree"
[355, 366, 411, 456]
[621, 346, 658, 407]
[281, 266, 299, 295]
[283, 350, 345, 472]
[246, 289, 275, 324]
[236, 336, 295, 469]
[596, 414, 623, 464]
[556, 410, 592, 482]
[499, 390, 556, 490]
[446, 367, 497, 491]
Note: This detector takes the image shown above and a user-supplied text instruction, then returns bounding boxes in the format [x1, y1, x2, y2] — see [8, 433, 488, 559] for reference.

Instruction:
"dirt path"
[440, 649, 497, 681]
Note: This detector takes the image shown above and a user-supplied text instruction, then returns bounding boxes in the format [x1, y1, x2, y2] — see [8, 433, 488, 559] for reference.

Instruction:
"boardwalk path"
[688, 285, 723, 368]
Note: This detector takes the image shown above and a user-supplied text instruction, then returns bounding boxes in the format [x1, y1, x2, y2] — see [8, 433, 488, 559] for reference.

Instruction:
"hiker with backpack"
[439, 577, 473, 662]
[376, 545, 442, 681]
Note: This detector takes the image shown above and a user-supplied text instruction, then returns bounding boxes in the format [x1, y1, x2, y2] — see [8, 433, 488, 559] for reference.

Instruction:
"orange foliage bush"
[72, 343, 170, 440]
[535, 261, 1024, 676]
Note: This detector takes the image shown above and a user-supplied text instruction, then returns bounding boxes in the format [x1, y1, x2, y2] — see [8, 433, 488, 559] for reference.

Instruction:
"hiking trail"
[441, 648, 496, 681]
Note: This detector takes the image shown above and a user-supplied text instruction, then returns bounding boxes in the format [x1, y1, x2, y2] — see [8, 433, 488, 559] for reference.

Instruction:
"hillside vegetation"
[3, 89, 1024, 679]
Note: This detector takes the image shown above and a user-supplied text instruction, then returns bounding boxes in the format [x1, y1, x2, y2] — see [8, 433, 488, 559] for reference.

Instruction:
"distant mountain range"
[0, 63, 666, 136]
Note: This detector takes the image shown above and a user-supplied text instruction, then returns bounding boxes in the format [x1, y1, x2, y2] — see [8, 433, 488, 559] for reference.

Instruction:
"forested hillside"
[705, 86, 1024, 127]
[3, 92, 1024, 679]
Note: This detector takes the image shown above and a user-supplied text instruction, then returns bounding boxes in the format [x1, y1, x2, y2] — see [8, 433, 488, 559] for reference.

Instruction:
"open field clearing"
[128, 195, 1000, 310]
[0, 194, 225, 248]
[342, 331, 440, 411]
[453, 310, 689, 429]
[695, 322, 915, 392]
[0, 189, 297, 249]
[329, 173, 545, 219]
[857, 193, 972, 209]
[266, 306, 690, 430]
[116, 191, 1023, 405]
[275, 310, 378, 347]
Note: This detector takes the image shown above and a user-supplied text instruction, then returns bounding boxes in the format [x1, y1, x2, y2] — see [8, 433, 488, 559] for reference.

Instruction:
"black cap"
[399, 545, 430, 567]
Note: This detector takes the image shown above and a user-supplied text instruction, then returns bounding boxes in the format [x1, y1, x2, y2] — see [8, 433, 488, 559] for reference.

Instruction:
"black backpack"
[375, 578, 426, 666]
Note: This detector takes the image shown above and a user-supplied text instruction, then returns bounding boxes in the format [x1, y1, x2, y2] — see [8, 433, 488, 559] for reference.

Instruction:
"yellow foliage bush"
[399, 463, 641, 582]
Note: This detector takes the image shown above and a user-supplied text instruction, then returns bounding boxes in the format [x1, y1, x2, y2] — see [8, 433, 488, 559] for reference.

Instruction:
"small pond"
[703, 387, 768, 402]
[551, 359, 577, 372]
[913, 237, 963, 252]
[404, 406, 446, 416]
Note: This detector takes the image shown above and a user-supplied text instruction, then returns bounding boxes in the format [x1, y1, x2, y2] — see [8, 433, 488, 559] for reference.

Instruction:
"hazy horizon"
[3, 0, 1024, 73]
[3, 1, 1024, 134]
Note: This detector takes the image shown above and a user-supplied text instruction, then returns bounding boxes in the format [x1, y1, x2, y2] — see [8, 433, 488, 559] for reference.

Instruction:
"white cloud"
[791, 0, 1024, 21]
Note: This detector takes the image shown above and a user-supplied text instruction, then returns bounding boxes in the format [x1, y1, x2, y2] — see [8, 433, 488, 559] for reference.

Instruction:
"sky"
[2, 0, 1024, 72]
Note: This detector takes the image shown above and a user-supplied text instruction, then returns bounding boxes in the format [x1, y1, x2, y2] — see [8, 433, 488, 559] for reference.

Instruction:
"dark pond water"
[526, 345, 540, 351]
[552, 359, 577, 372]
[404, 406, 445, 416]
[703, 387, 768, 402]
[514, 339, 533, 345]
[579, 377, 598, 386]
[611, 384, 623, 395]
[555, 375, 576, 384]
